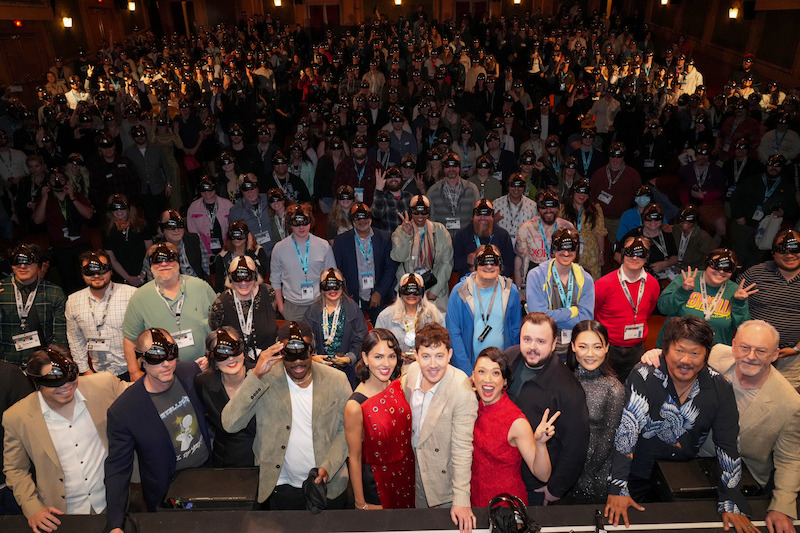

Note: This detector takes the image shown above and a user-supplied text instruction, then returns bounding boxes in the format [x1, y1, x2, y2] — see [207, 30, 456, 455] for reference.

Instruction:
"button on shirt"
[410, 372, 442, 447]
[39, 390, 107, 514]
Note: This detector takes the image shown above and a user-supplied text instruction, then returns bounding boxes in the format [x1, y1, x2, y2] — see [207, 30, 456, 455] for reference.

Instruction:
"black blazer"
[182, 232, 210, 283]
[332, 227, 398, 302]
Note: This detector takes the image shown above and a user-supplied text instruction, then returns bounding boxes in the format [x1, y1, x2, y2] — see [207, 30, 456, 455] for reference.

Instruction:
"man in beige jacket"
[401, 323, 478, 533]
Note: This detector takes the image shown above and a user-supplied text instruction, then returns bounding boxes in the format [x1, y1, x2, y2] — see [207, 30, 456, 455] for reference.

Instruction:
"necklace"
[291, 372, 312, 386]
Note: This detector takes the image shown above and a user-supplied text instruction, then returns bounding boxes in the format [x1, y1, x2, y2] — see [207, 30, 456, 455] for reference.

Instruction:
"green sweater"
[656, 272, 750, 347]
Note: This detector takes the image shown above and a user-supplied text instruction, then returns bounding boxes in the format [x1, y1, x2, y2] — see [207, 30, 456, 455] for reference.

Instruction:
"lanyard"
[378, 151, 390, 168]
[607, 164, 625, 188]
[651, 232, 668, 257]
[576, 205, 583, 232]
[550, 156, 561, 174]
[774, 131, 787, 152]
[88, 283, 114, 332]
[355, 232, 373, 262]
[694, 165, 709, 189]
[322, 301, 342, 346]
[618, 268, 646, 321]
[13, 279, 38, 329]
[506, 199, 524, 230]
[474, 279, 498, 325]
[678, 228, 694, 262]
[354, 161, 366, 184]
[551, 261, 574, 308]
[474, 233, 493, 248]
[205, 200, 219, 227]
[762, 176, 781, 201]
[733, 158, 747, 185]
[580, 148, 592, 174]
[538, 218, 557, 257]
[292, 236, 310, 276]
[249, 202, 265, 234]
[233, 288, 256, 336]
[699, 276, 727, 321]
[156, 278, 186, 326]
[273, 174, 289, 195]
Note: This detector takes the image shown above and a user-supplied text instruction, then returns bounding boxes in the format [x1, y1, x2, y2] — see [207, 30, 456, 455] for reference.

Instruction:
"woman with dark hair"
[563, 320, 624, 504]
[326, 185, 355, 242]
[212, 221, 269, 293]
[102, 193, 152, 286]
[471, 346, 558, 506]
[560, 179, 608, 279]
[304, 268, 367, 387]
[344, 328, 414, 510]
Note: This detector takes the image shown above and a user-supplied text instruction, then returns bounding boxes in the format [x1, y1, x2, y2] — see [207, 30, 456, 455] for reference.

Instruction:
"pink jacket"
[186, 196, 233, 253]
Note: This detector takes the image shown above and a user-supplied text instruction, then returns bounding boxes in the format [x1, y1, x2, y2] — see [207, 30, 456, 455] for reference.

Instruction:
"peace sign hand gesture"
[734, 280, 758, 300]
[397, 211, 413, 235]
[534, 408, 561, 444]
[681, 266, 699, 291]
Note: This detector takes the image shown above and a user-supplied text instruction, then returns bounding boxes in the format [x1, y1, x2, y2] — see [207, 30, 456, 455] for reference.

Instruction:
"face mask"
[635, 196, 651, 207]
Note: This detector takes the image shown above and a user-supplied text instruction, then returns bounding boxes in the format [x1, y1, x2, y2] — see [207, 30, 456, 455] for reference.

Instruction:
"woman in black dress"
[102, 193, 152, 286]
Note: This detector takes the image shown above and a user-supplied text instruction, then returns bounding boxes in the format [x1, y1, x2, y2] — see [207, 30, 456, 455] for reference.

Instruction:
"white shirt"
[39, 389, 107, 514]
[494, 195, 538, 246]
[410, 371, 442, 448]
[620, 266, 647, 283]
[66, 283, 136, 375]
[277, 376, 315, 488]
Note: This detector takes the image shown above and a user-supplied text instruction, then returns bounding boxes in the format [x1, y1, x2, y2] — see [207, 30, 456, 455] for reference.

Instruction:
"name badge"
[598, 190, 613, 205]
[106, 173, 114, 179]
[210, 238, 222, 251]
[726, 186, 736, 200]
[255, 231, 271, 245]
[722, 141, 731, 152]
[559, 329, 572, 344]
[354, 187, 365, 202]
[300, 281, 314, 301]
[644, 159, 655, 168]
[623, 323, 645, 341]
[13, 331, 41, 351]
[87, 336, 110, 352]
[752, 209, 765, 222]
[579, 238, 586, 255]
[445, 217, 461, 230]
[361, 271, 375, 290]
[173, 329, 195, 348]
[492, 171, 503, 181]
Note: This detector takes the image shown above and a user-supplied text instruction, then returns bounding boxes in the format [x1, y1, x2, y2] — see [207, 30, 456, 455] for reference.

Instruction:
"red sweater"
[594, 269, 661, 346]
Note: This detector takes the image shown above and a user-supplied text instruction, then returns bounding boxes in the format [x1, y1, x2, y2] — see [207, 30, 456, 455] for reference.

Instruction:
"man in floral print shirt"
[604, 315, 756, 532]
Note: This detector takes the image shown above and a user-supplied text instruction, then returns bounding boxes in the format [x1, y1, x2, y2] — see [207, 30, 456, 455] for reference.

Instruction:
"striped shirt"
[739, 261, 800, 349]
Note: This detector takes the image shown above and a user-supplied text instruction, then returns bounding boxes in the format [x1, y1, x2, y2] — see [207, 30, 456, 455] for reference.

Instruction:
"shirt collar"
[413, 368, 442, 395]
[619, 266, 647, 283]
[39, 386, 85, 417]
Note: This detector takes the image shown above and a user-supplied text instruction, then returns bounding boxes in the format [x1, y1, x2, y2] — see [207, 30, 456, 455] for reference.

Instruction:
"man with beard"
[65, 251, 136, 380]
[333, 136, 383, 206]
[494, 173, 538, 247]
[503, 312, 589, 505]
[332, 203, 397, 318]
[123, 125, 172, 225]
[121, 243, 216, 380]
[371, 166, 413, 233]
[105, 328, 211, 533]
[453, 199, 514, 279]
[446, 245, 521, 374]
[428, 152, 480, 239]
[514, 190, 575, 297]
[261, 151, 311, 204]
[156, 210, 210, 283]
[88, 133, 140, 215]
[222, 321, 351, 510]
[589, 142, 641, 244]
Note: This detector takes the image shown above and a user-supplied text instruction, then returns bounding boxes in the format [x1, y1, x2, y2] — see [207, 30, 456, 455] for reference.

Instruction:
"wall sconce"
[661, 0, 668, 5]
[728, 5, 739, 18]
[394, 0, 401, 5]
[128, 1, 135, 11]
[514, 0, 521, 4]
[62, 17, 73, 28]
[274, 0, 281, 6]
[13, 19, 23, 27]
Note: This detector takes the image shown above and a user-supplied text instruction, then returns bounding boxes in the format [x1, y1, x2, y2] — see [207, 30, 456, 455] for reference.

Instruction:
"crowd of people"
[1, 2, 799, 533]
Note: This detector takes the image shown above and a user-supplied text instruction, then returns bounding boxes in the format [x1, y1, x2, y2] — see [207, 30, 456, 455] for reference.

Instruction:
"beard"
[474, 220, 493, 239]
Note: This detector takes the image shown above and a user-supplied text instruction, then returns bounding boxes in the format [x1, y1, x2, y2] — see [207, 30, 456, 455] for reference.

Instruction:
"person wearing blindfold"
[209, 255, 277, 361]
[332, 202, 397, 317]
[102, 193, 151, 287]
[677, 142, 727, 246]
[122, 124, 173, 224]
[195, 327, 261, 467]
[186, 175, 233, 258]
[221, 321, 352, 511]
[658, 248, 756, 347]
[559, 179, 607, 280]
[721, 138, 760, 214]
[303, 268, 367, 387]
[263, 150, 311, 204]
[65, 251, 137, 379]
[594, 236, 661, 381]
[332, 135, 383, 206]
[372, 166, 414, 234]
[157, 209, 210, 283]
[212, 221, 269, 293]
[270, 203, 336, 321]
[327, 185, 356, 242]
[673, 204, 714, 270]
[215, 151, 245, 203]
[4, 347, 127, 532]
[88, 134, 141, 217]
[453, 199, 515, 280]
[739, 229, 800, 388]
[105, 328, 212, 532]
[526, 228, 596, 354]
[617, 202, 679, 281]
[467, 155, 503, 202]
[375, 273, 445, 357]
[427, 151, 481, 239]
[588, 142, 641, 244]
[344, 328, 414, 510]
[0, 244, 67, 368]
[229, 174, 279, 255]
[121, 243, 217, 379]
[31, 168, 94, 294]
[446, 244, 522, 374]
[493, 173, 539, 249]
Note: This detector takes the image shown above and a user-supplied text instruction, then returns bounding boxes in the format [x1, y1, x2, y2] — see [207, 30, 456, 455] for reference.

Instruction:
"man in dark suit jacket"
[123, 125, 172, 225]
[105, 329, 211, 533]
[332, 203, 398, 319]
[157, 210, 210, 283]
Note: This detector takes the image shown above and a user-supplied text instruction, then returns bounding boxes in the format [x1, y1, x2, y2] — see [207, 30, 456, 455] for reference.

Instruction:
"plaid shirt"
[332, 157, 383, 205]
[0, 275, 67, 367]
[371, 189, 413, 233]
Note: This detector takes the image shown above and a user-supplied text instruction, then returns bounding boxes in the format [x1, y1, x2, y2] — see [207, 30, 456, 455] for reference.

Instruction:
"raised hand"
[254, 341, 285, 378]
[681, 266, 698, 291]
[397, 211, 413, 235]
[733, 280, 758, 300]
[534, 408, 561, 443]
[375, 169, 386, 191]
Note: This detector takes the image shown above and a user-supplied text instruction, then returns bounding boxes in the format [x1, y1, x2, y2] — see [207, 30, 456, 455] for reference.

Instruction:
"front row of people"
[4, 313, 796, 533]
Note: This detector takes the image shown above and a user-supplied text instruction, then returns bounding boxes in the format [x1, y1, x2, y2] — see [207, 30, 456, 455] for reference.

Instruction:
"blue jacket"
[446, 273, 522, 374]
[105, 362, 211, 530]
[333, 227, 398, 303]
[525, 259, 595, 331]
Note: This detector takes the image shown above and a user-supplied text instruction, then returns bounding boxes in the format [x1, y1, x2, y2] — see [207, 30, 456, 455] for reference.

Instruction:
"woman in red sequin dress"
[344, 329, 415, 509]
[470, 347, 560, 507]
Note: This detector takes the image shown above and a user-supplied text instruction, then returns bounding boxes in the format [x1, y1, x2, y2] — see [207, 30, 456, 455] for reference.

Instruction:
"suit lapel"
[25, 396, 62, 469]
[739, 370, 777, 432]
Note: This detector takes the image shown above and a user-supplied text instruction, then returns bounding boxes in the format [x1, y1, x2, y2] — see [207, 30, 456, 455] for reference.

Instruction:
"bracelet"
[357, 502, 368, 510]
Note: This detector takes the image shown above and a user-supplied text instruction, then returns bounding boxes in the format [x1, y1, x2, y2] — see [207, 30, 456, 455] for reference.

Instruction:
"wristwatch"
[792, 345, 800, 354]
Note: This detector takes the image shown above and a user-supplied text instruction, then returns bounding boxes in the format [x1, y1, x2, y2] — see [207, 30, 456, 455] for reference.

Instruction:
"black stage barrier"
[1, 500, 798, 532]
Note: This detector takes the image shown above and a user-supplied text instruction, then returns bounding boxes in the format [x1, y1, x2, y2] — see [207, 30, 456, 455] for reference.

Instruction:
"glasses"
[734, 343, 771, 358]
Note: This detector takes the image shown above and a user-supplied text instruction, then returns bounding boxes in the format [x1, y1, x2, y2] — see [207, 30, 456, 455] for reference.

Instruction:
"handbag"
[421, 269, 438, 290]
[488, 493, 540, 533]
[184, 154, 202, 171]
[754, 213, 783, 251]
[302, 468, 327, 514]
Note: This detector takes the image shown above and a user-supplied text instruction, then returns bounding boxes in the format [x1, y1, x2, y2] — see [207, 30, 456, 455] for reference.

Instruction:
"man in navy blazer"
[104, 329, 211, 533]
[332, 202, 398, 320]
